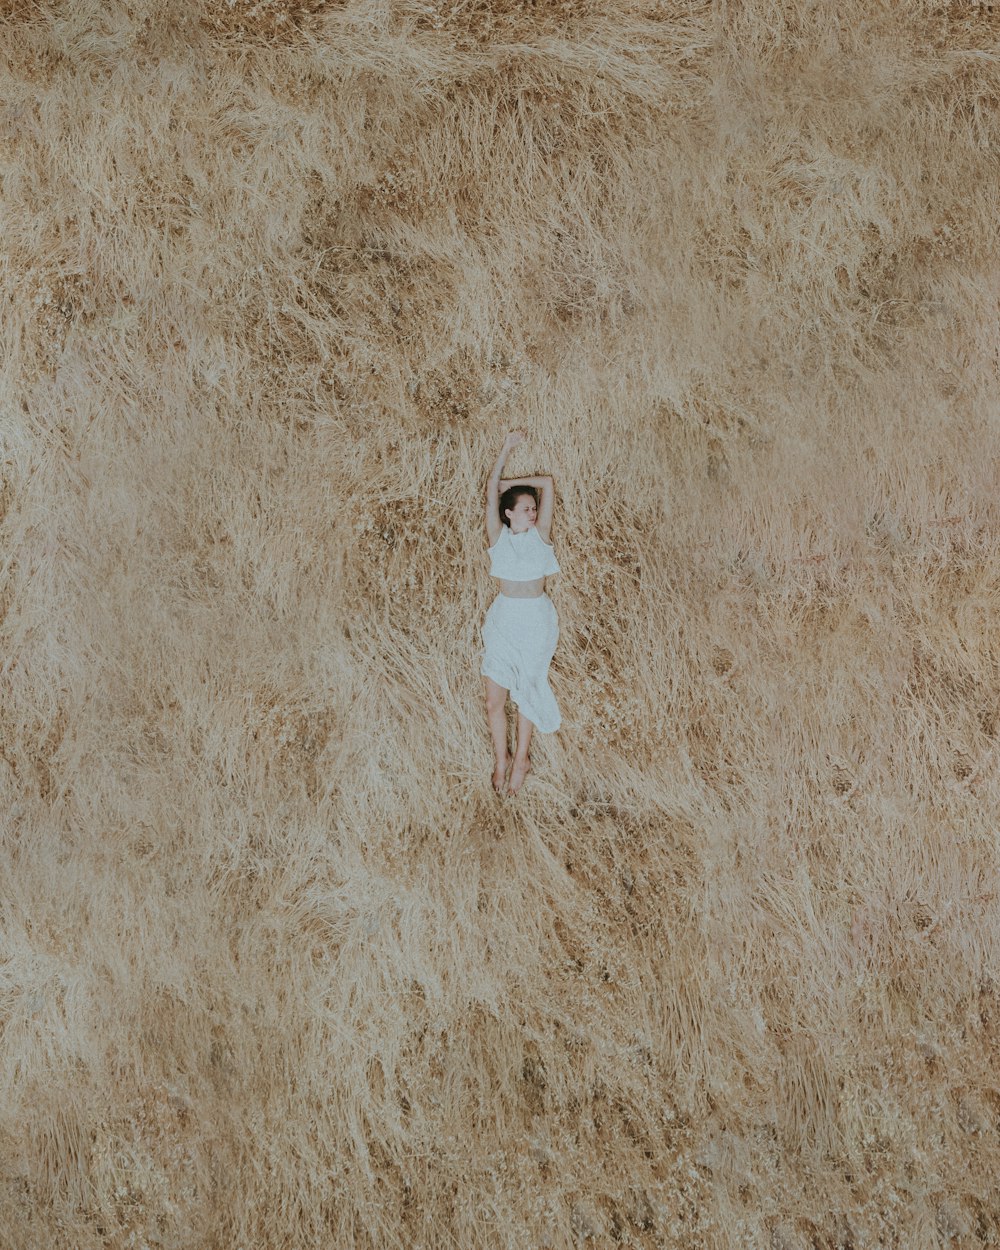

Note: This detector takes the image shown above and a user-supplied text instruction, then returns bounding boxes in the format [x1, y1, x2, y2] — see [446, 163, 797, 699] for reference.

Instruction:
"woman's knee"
[483, 677, 508, 712]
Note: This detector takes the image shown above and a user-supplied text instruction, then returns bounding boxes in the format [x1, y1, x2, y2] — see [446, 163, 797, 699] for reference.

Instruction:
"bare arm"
[487, 430, 543, 542]
[498, 475, 549, 489]
[485, 445, 512, 544]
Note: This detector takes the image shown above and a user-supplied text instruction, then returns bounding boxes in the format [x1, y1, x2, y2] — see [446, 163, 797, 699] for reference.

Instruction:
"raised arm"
[486, 433, 520, 546]
[499, 475, 548, 489]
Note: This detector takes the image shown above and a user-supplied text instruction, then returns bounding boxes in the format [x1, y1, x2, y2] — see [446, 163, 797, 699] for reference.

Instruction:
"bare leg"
[509, 710, 534, 795]
[483, 677, 511, 795]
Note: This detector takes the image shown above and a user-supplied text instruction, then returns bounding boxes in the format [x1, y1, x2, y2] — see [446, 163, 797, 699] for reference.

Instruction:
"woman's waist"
[496, 576, 547, 599]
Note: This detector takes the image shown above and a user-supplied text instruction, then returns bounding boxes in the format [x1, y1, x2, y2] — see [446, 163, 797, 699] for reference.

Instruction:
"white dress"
[480, 525, 562, 734]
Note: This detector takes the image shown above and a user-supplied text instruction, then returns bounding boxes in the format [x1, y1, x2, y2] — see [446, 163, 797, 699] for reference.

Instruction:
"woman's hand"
[503, 429, 527, 451]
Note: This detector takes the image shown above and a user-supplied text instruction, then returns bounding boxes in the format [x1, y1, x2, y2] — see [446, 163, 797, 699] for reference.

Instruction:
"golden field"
[1, 1, 999, 1246]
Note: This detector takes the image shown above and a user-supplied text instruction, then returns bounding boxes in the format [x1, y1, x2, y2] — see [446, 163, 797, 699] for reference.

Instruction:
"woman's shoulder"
[486, 524, 556, 549]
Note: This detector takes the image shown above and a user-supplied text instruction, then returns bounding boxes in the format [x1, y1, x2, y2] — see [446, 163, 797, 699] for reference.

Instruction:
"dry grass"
[2, 0, 1000, 1246]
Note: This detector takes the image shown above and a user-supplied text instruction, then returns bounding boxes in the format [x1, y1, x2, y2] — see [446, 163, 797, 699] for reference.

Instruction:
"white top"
[488, 525, 561, 582]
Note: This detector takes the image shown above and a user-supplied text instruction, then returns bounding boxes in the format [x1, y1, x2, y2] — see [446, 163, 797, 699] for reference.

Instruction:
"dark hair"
[498, 485, 538, 527]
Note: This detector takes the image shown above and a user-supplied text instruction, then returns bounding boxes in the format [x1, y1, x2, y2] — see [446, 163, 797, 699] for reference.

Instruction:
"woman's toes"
[508, 758, 530, 794]
[492, 762, 510, 795]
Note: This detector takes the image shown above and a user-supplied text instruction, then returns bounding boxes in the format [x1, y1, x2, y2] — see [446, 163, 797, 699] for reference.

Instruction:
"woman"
[481, 429, 562, 797]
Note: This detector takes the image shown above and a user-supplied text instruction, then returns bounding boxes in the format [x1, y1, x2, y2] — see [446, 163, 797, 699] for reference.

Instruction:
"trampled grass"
[2, 0, 999, 1246]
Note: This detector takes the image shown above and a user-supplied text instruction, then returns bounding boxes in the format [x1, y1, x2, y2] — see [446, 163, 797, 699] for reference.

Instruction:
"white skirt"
[480, 592, 561, 734]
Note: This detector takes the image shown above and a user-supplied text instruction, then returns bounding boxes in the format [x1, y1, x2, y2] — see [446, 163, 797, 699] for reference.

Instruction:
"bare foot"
[508, 755, 531, 796]
[492, 758, 510, 796]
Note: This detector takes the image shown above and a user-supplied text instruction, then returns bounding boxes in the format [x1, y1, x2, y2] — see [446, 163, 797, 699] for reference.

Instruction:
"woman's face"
[505, 494, 537, 531]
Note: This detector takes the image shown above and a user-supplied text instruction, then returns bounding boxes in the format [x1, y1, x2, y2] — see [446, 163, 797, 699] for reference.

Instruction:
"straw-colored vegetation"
[2, 0, 999, 1245]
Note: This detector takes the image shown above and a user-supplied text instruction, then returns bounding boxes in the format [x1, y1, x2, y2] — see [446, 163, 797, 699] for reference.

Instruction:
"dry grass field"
[2, 0, 1000, 1246]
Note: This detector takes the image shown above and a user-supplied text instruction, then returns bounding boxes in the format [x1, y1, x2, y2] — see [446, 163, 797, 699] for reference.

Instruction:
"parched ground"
[1, 0, 999, 1246]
